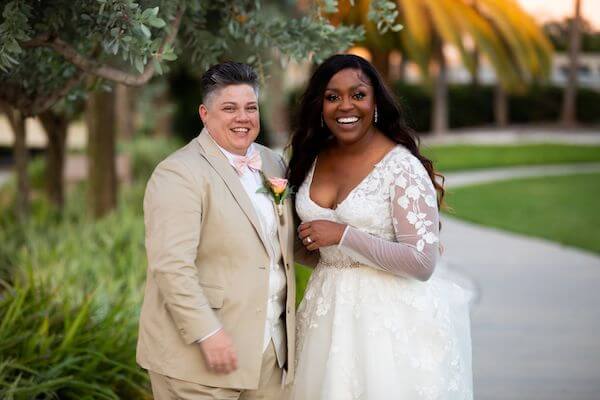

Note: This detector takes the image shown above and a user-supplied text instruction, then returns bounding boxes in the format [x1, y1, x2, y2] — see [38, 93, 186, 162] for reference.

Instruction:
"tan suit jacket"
[136, 129, 296, 389]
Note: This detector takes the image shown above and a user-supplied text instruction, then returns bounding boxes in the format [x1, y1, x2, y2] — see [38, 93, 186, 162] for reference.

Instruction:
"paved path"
[444, 162, 600, 188]
[441, 164, 600, 400]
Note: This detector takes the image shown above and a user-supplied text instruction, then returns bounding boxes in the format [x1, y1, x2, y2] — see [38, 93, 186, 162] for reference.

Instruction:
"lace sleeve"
[337, 154, 440, 281]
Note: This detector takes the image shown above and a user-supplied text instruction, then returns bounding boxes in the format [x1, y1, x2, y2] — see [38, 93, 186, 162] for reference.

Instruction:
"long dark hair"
[286, 54, 445, 207]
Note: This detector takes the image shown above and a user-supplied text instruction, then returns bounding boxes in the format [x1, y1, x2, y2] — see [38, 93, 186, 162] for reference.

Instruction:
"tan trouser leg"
[148, 341, 284, 400]
[149, 371, 241, 400]
[240, 340, 284, 400]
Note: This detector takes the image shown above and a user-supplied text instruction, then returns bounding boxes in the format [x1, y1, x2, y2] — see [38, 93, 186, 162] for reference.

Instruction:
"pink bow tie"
[232, 151, 262, 175]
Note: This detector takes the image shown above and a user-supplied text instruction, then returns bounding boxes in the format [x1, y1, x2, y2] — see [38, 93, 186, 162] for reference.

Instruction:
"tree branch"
[22, 6, 185, 87]
[28, 72, 85, 116]
[0, 73, 85, 117]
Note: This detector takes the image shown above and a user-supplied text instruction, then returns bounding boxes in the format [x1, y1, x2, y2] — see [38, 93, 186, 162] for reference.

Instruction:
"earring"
[321, 114, 324, 128]
[374, 107, 378, 124]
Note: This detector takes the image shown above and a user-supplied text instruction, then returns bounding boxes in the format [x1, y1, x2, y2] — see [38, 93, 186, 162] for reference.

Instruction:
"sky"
[517, 0, 600, 28]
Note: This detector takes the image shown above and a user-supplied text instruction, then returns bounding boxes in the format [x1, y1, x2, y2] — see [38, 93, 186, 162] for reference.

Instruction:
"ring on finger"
[306, 236, 312, 244]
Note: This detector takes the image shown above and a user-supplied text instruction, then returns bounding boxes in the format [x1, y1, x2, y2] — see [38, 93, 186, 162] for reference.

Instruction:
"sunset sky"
[517, 0, 600, 28]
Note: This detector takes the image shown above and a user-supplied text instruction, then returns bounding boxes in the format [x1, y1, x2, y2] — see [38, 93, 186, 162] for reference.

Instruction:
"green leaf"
[148, 16, 165, 28]
[153, 58, 163, 75]
[110, 41, 119, 54]
[142, 7, 159, 18]
[140, 24, 151, 38]
[58, 295, 93, 352]
[134, 57, 144, 74]
[161, 52, 177, 61]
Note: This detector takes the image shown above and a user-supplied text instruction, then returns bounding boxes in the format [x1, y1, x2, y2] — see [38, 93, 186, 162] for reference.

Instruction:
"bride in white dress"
[286, 55, 473, 400]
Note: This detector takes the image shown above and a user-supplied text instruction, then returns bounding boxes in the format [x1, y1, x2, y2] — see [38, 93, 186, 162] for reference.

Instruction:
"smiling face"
[322, 68, 376, 146]
[199, 84, 260, 155]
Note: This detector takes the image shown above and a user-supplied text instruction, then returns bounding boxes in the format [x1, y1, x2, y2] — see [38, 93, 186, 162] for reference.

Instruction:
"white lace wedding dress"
[290, 146, 473, 400]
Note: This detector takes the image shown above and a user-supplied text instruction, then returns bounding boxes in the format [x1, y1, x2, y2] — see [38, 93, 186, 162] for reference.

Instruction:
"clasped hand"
[298, 220, 347, 251]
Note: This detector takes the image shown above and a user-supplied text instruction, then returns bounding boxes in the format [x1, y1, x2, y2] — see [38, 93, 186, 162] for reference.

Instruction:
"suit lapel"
[196, 130, 270, 256]
[260, 150, 289, 267]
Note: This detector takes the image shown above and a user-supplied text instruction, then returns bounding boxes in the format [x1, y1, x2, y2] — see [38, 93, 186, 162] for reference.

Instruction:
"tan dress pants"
[149, 341, 284, 400]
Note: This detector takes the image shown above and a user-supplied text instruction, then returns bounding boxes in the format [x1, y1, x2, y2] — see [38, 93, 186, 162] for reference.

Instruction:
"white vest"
[217, 143, 287, 367]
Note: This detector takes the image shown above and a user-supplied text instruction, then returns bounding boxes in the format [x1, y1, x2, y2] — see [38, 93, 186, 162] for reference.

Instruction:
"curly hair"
[286, 54, 445, 208]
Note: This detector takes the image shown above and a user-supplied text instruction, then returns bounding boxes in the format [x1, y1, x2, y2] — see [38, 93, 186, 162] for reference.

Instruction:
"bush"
[0, 134, 196, 398]
[0, 276, 148, 400]
[120, 136, 182, 182]
[509, 85, 563, 123]
[0, 176, 151, 399]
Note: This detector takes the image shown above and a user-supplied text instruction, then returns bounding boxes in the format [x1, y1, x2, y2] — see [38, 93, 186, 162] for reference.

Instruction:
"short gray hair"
[200, 61, 259, 105]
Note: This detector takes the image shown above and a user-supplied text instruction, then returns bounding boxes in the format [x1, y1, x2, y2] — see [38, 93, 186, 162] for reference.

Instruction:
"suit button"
[285, 263, 290, 269]
[256, 308, 261, 313]
[287, 308, 291, 314]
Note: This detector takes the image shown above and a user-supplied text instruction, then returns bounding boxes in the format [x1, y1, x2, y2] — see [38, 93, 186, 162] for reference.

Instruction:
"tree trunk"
[371, 49, 390, 82]
[561, 0, 582, 127]
[494, 85, 509, 127]
[115, 84, 136, 140]
[471, 47, 480, 87]
[153, 83, 173, 137]
[12, 111, 30, 220]
[398, 54, 408, 81]
[86, 86, 117, 218]
[39, 111, 68, 209]
[470, 0, 480, 87]
[432, 41, 448, 135]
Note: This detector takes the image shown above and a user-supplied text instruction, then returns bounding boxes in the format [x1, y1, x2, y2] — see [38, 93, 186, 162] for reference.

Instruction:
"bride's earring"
[374, 107, 378, 124]
[321, 113, 324, 128]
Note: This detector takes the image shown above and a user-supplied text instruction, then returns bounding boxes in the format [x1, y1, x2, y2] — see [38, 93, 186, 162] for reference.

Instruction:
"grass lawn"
[422, 144, 600, 172]
[445, 173, 600, 254]
[295, 264, 313, 306]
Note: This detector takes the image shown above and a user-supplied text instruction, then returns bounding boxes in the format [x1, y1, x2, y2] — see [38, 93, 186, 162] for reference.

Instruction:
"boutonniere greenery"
[256, 172, 293, 217]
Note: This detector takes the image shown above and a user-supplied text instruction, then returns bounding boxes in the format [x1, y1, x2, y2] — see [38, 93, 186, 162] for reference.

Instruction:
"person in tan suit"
[137, 62, 296, 400]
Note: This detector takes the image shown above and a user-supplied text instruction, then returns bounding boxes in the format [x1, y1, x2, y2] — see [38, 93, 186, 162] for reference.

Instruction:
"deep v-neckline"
[307, 146, 399, 211]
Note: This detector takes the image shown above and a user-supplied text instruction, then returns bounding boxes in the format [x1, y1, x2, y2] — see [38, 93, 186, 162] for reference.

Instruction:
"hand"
[298, 220, 347, 251]
[198, 329, 238, 374]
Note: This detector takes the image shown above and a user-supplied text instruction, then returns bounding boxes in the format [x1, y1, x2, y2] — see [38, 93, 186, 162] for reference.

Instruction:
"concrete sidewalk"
[442, 166, 600, 400]
[444, 162, 600, 188]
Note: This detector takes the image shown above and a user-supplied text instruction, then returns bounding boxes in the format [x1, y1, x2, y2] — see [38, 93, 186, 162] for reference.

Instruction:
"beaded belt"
[319, 259, 361, 269]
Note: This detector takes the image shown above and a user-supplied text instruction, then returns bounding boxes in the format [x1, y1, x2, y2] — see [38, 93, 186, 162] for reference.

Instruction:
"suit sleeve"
[143, 159, 221, 344]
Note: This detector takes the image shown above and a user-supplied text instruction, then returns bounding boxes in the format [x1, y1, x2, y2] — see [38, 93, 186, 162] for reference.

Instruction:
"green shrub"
[120, 136, 182, 182]
[0, 180, 151, 399]
[509, 85, 563, 123]
[393, 83, 432, 132]
[0, 135, 195, 398]
[0, 276, 149, 400]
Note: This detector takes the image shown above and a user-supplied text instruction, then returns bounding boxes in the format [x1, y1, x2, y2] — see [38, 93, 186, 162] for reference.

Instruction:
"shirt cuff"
[195, 326, 222, 343]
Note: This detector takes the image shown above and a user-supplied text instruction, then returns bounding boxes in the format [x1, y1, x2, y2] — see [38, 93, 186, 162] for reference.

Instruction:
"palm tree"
[336, 0, 553, 134]
[561, 0, 582, 127]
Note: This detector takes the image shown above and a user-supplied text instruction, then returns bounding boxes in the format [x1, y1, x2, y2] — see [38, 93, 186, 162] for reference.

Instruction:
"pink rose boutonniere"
[257, 172, 293, 220]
